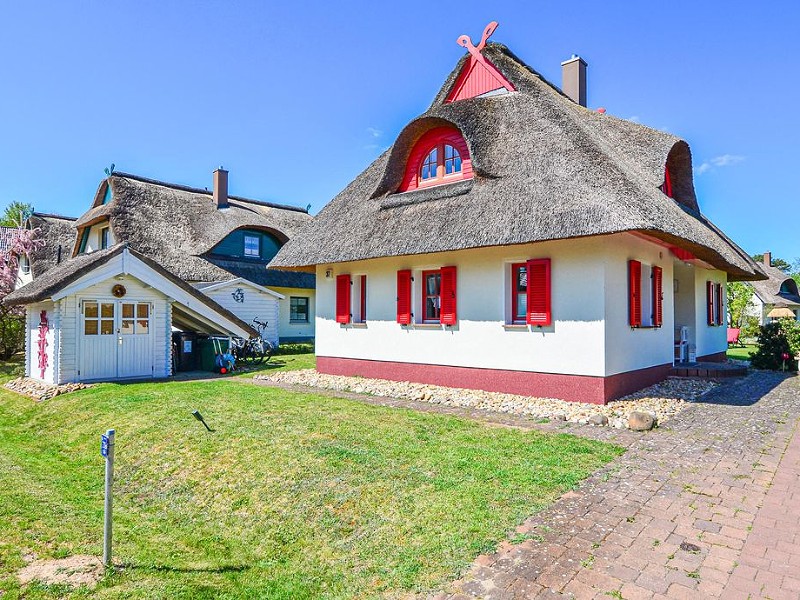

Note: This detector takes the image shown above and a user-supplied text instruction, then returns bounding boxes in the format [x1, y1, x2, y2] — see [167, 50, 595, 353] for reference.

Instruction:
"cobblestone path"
[432, 372, 800, 599]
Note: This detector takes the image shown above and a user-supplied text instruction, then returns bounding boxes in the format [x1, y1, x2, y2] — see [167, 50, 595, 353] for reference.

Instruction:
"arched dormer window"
[399, 127, 472, 192]
[780, 279, 799, 297]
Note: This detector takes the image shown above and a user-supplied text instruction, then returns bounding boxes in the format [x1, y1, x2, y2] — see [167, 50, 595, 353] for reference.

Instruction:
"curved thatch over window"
[780, 278, 799, 297]
[207, 226, 286, 262]
[663, 141, 699, 212]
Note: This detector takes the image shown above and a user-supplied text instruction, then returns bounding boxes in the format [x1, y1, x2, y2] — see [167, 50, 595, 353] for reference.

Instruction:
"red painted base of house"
[316, 356, 673, 405]
[698, 351, 727, 363]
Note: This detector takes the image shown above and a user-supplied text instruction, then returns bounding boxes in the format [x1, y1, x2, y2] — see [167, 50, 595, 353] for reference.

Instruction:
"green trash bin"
[197, 336, 231, 371]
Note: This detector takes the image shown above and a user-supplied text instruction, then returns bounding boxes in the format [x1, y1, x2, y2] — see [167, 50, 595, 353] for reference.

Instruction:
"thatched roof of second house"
[28, 213, 77, 277]
[75, 173, 315, 288]
[751, 263, 800, 306]
[269, 43, 763, 282]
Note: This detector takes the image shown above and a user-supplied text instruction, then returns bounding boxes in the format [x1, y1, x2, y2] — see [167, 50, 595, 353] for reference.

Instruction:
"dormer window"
[399, 127, 472, 192]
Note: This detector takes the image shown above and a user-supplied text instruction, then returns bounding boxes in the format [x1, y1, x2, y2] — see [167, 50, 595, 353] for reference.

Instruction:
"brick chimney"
[213, 167, 228, 209]
[561, 55, 587, 107]
[763, 251, 771, 267]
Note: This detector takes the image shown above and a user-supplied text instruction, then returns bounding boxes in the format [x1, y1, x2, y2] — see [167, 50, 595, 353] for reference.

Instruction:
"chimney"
[763, 251, 771, 267]
[561, 55, 587, 107]
[213, 167, 228, 209]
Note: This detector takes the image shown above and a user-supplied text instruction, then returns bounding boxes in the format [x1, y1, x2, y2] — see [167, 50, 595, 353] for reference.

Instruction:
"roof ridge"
[32, 212, 78, 221]
[112, 172, 309, 214]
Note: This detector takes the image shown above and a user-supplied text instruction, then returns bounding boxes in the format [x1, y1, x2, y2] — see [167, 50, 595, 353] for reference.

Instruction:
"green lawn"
[0, 360, 622, 599]
[726, 344, 758, 361]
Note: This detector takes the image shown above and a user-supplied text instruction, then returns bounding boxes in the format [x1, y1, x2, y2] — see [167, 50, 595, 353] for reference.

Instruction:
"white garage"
[6, 243, 256, 385]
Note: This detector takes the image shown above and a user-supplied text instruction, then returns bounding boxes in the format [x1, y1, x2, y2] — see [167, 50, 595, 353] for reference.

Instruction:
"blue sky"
[1, 1, 797, 263]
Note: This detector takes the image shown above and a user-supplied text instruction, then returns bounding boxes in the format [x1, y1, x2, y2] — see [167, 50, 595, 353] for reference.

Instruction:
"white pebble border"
[4, 377, 91, 401]
[257, 370, 717, 429]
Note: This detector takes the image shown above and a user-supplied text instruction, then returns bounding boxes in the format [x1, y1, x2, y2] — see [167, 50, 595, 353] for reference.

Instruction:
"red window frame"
[526, 258, 551, 326]
[652, 266, 663, 328]
[511, 263, 527, 324]
[399, 127, 472, 192]
[663, 166, 674, 198]
[422, 269, 442, 322]
[629, 260, 642, 327]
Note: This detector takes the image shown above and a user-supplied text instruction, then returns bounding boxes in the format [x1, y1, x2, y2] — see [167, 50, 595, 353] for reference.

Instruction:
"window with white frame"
[243, 235, 260, 257]
[290, 296, 309, 322]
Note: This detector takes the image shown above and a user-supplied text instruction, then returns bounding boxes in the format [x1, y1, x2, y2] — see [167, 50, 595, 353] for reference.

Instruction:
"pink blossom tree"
[0, 216, 44, 359]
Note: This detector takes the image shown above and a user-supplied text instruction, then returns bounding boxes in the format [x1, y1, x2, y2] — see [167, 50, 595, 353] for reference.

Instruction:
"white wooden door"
[79, 300, 154, 380]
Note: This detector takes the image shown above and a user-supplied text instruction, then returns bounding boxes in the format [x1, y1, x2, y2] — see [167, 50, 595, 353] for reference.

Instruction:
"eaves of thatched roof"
[750, 264, 800, 306]
[269, 43, 763, 282]
[73, 172, 315, 289]
[4, 243, 258, 337]
[27, 213, 77, 277]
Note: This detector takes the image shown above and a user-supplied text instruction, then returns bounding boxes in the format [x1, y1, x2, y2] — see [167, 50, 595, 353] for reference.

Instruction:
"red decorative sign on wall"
[37, 310, 49, 379]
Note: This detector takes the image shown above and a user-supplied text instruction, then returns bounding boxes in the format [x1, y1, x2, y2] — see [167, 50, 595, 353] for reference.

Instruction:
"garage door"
[79, 300, 154, 381]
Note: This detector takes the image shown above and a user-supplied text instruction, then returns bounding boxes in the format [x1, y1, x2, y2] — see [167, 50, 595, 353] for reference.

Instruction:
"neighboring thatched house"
[15, 213, 77, 288]
[269, 34, 764, 404]
[746, 252, 800, 324]
[4, 169, 314, 385]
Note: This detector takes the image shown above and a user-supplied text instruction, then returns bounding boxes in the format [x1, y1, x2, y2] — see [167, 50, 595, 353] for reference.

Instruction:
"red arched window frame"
[399, 127, 473, 192]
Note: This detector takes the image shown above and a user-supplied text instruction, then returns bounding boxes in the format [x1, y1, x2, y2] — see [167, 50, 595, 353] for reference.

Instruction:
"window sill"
[342, 322, 368, 328]
[402, 323, 444, 329]
[503, 324, 528, 330]
[290, 320, 309, 324]
[631, 325, 662, 330]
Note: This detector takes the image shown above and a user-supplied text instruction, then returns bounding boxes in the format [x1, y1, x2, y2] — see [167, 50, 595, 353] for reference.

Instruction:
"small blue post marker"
[102, 429, 115, 567]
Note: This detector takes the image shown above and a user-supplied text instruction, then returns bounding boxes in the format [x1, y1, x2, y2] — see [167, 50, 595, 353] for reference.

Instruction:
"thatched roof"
[27, 213, 77, 277]
[3, 243, 258, 337]
[269, 43, 763, 282]
[74, 172, 314, 289]
[750, 263, 800, 306]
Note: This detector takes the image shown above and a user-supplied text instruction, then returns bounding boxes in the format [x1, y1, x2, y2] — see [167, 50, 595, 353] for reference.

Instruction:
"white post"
[102, 429, 115, 567]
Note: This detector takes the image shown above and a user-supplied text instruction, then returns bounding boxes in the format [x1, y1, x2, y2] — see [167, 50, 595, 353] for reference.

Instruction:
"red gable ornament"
[447, 21, 515, 103]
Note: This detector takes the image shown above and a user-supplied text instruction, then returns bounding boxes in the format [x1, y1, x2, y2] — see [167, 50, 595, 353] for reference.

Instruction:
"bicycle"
[230, 318, 274, 365]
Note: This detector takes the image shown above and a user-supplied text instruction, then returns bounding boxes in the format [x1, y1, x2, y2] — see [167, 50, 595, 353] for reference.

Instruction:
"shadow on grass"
[123, 563, 251, 574]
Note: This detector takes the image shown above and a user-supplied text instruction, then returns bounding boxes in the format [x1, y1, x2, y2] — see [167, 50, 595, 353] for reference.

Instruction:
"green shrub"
[750, 320, 800, 371]
[274, 341, 314, 356]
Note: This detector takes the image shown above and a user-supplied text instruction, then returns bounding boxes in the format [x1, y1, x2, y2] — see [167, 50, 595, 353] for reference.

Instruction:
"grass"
[726, 344, 758, 361]
[0, 358, 622, 599]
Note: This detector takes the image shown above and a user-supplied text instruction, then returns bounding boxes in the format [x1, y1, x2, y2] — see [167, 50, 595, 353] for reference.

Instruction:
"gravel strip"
[4, 377, 91, 401]
[257, 370, 717, 429]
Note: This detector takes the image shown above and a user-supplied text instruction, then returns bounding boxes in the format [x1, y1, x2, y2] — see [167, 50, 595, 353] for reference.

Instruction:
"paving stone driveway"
[432, 372, 800, 599]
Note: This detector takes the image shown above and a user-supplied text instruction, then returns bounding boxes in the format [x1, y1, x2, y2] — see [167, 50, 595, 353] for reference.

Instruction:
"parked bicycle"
[230, 318, 274, 365]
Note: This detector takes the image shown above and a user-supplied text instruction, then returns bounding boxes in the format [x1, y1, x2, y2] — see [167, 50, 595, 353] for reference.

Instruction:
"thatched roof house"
[270, 43, 761, 282]
[268, 30, 764, 404]
[76, 172, 314, 288]
[746, 253, 800, 324]
[27, 213, 77, 277]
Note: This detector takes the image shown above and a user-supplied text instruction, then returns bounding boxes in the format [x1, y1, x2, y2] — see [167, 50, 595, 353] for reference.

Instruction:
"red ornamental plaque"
[37, 310, 49, 379]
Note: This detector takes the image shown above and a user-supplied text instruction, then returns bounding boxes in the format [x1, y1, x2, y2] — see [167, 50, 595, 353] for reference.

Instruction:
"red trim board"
[316, 356, 672, 405]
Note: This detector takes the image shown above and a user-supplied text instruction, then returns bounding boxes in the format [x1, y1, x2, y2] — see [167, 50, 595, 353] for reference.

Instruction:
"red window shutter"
[396, 269, 412, 324]
[664, 166, 673, 198]
[715, 283, 724, 326]
[526, 258, 551, 326]
[628, 260, 642, 327]
[360, 275, 367, 322]
[440, 266, 457, 325]
[335, 274, 351, 324]
[652, 266, 663, 327]
[706, 281, 714, 325]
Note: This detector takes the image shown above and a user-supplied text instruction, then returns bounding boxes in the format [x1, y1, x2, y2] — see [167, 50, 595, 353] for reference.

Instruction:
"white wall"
[694, 269, 728, 358]
[315, 238, 607, 377]
[603, 234, 675, 376]
[26, 301, 58, 384]
[201, 282, 280, 345]
[273, 286, 315, 342]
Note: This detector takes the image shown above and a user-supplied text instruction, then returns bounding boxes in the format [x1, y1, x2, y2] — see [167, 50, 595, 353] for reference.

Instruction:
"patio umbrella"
[767, 306, 797, 319]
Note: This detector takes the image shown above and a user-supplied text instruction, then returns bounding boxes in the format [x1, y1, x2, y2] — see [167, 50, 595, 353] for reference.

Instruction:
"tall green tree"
[727, 281, 754, 328]
[0, 201, 34, 227]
